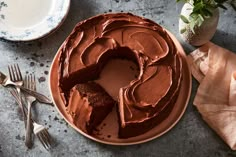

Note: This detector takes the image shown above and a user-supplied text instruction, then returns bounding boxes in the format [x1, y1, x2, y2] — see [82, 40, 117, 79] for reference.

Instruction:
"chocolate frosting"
[58, 13, 182, 135]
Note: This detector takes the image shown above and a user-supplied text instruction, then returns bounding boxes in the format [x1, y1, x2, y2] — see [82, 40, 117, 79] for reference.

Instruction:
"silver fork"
[24, 74, 36, 149]
[0, 71, 52, 104]
[8, 64, 34, 148]
[8, 64, 26, 126]
[10, 88, 52, 150]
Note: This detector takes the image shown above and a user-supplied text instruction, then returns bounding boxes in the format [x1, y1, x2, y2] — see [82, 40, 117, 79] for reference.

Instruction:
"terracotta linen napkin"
[187, 42, 236, 150]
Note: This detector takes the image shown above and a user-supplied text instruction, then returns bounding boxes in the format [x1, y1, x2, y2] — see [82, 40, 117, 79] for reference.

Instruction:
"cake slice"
[67, 82, 115, 134]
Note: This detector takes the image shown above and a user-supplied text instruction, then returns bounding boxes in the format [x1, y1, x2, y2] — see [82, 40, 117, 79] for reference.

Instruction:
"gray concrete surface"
[0, 0, 236, 157]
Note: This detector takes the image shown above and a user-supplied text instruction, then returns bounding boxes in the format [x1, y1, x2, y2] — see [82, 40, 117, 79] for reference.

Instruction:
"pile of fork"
[0, 64, 53, 150]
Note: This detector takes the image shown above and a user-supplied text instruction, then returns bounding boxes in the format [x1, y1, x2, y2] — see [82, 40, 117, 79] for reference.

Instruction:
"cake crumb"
[54, 116, 59, 121]
[30, 62, 35, 67]
[15, 135, 25, 141]
[44, 71, 49, 75]
[38, 77, 46, 83]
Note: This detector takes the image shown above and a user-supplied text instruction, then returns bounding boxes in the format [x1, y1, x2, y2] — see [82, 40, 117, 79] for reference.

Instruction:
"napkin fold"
[187, 42, 236, 150]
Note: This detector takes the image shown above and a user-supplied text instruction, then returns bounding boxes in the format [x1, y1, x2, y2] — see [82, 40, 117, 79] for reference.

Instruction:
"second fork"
[24, 74, 36, 149]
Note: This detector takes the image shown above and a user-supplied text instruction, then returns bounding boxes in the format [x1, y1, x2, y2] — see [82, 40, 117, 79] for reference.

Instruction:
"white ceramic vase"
[179, 3, 219, 46]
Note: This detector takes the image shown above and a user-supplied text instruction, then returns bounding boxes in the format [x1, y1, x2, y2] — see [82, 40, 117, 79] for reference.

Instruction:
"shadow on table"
[211, 29, 236, 53]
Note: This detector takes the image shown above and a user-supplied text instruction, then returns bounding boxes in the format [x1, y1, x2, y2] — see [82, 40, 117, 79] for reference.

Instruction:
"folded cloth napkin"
[187, 42, 236, 150]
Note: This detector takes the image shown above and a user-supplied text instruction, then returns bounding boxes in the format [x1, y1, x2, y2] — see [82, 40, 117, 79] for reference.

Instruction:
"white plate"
[0, 0, 70, 41]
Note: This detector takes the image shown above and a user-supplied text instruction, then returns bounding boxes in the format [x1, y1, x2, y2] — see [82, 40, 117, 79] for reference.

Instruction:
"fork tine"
[27, 75, 30, 89]
[30, 74, 33, 90]
[14, 64, 20, 81]
[41, 132, 51, 149]
[37, 134, 48, 150]
[40, 132, 51, 150]
[33, 74, 36, 91]
[42, 129, 52, 145]
[29, 75, 31, 89]
[16, 64, 23, 81]
[28, 75, 30, 90]
[27, 74, 36, 91]
[8, 66, 13, 81]
[24, 75, 28, 89]
[8, 65, 16, 81]
[11, 65, 16, 81]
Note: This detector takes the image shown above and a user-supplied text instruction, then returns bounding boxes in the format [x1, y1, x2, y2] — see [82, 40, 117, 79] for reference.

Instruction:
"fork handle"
[25, 102, 33, 149]
[20, 86, 53, 105]
[16, 88, 27, 127]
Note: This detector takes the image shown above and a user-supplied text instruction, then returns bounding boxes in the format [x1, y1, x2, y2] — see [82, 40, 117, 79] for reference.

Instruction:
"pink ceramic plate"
[49, 28, 192, 145]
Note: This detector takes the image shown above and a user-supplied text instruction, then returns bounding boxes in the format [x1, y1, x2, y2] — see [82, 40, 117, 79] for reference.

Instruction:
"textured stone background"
[0, 0, 236, 157]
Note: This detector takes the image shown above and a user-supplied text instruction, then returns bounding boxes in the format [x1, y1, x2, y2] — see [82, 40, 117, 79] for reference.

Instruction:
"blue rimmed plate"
[0, 0, 70, 42]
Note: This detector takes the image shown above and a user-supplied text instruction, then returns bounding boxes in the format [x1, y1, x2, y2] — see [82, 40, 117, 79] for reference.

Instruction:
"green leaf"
[202, 8, 213, 17]
[198, 14, 204, 21]
[190, 21, 195, 34]
[180, 15, 189, 24]
[190, 13, 198, 20]
[196, 17, 203, 27]
[180, 28, 187, 34]
[193, 3, 203, 12]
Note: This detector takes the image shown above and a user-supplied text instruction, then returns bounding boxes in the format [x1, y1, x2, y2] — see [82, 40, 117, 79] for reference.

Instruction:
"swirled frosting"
[58, 13, 182, 138]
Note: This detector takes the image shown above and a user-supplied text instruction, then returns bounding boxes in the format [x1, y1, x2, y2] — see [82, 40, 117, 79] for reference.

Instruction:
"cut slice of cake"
[67, 82, 115, 134]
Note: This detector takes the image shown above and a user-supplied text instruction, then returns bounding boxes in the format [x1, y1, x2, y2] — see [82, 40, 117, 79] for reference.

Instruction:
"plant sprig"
[177, 0, 236, 34]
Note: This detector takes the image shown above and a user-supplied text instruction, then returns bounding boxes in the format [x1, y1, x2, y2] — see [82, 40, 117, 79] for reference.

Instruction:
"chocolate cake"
[58, 13, 182, 138]
[67, 82, 115, 134]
